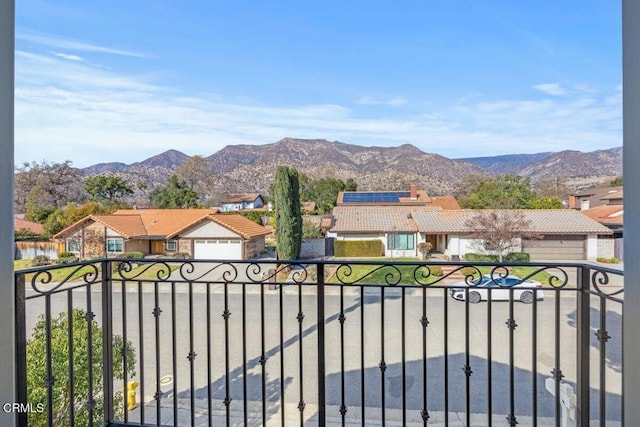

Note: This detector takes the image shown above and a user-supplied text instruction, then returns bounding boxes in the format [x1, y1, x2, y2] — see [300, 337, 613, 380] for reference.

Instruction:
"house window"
[165, 240, 178, 252]
[387, 233, 415, 250]
[66, 237, 82, 253]
[106, 238, 124, 253]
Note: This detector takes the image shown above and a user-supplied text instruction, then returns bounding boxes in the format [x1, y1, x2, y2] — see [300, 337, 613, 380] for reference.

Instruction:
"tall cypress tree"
[274, 166, 302, 260]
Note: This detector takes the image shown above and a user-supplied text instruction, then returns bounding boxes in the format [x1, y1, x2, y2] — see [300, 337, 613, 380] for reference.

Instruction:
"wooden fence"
[14, 241, 60, 260]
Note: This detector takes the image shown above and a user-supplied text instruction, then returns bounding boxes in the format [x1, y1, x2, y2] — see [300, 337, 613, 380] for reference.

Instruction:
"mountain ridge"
[80, 138, 622, 202]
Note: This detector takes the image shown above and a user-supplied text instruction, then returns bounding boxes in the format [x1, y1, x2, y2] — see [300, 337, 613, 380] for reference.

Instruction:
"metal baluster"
[317, 263, 326, 426]
[121, 279, 129, 423]
[340, 285, 346, 425]
[188, 281, 196, 427]
[506, 288, 518, 427]
[421, 286, 429, 425]
[242, 283, 248, 427]
[298, 282, 305, 426]
[206, 282, 213, 427]
[380, 286, 386, 427]
[171, 282, 178, 426]
[153, 281, 161, 426]
[67, 290, 75, 427]
[224, 281, 232, 427]
[361, 286, 366, 427]
[487, 287, 493, 427]
[138, 282, 145, 426]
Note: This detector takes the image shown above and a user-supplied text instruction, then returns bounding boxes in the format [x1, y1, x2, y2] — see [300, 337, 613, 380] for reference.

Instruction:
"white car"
[450, 274, 544, 304]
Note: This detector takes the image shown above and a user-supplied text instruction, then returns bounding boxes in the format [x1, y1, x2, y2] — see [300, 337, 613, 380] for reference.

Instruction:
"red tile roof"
[222, 193, 262, 203]
[54, 209, 269, 240]
[581, 205, 624, 225]
[14, 217, 44, 234]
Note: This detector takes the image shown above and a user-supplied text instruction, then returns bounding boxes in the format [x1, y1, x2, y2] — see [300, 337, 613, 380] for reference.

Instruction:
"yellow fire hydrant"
[126, 381, 139, 410]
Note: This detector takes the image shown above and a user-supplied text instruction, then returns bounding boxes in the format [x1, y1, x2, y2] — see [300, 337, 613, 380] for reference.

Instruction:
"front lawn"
[14, 259, 179, 283]
[327, 259, 566, 287]
[328, 258, 443, 285]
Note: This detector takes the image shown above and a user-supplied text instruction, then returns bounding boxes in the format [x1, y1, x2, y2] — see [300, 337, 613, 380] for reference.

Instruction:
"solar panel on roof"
[342, 191, 411, 203]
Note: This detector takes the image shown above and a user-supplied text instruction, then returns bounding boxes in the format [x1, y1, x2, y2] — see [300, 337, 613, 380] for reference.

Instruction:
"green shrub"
[464, 253, 499, 262]
[334, 240, 384, 257]
[55, 255, 79, 264]
[58, 251, 75, 259]
[596, 257, 620, 264]
[460, 266, 479, 277]
[430, 265, 443, 276]
[30, 255, 51, 266]
[504, 252, 530, 262]
[124, 251, 144, 259]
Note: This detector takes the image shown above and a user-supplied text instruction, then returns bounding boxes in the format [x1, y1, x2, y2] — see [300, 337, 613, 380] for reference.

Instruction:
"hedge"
[334, 240, 384, 257]
[464, 252, 530, 262]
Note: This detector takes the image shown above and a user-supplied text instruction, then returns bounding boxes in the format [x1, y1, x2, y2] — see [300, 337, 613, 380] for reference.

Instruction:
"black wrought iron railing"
[15, 259, 623, 426]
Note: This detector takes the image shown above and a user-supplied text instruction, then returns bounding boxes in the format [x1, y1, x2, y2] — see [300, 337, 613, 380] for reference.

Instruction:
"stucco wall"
[598, 237, 615, 259]
[125, 239, 149, 255]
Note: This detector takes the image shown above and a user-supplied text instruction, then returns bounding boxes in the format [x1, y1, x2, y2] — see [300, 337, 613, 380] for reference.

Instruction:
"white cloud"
[14, 48, 621, 166]
[533, 83, 566, 96]
[17, 30, 149, 58]
[356, 96, 408, 106]
[53, 52, 84, 62]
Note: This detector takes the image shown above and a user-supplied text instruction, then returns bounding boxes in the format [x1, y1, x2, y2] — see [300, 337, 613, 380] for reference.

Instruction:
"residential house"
[336, 184, 461, 209]
[221, 193, 264, 212]
[53, 209, 271, 260]
[14, 215, 44, 235]
[327, 207, 612, 261]
[568, 186, 623, 210]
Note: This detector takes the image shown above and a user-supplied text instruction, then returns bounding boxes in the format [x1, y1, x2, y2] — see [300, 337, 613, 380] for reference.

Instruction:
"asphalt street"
[23, 280, 623, 426]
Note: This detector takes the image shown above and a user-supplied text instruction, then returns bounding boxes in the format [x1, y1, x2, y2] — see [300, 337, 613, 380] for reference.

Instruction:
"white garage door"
[193, 239, 242, 260]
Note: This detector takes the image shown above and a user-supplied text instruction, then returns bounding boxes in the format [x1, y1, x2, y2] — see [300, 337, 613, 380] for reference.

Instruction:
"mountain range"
[82, 138, 622, 200]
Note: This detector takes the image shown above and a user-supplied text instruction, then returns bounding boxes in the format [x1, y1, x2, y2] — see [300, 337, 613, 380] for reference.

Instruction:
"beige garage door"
[521, 235, 586, 261]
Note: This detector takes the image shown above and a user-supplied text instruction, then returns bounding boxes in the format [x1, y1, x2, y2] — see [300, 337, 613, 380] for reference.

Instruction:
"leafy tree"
[302, 220, 323, 238]
[174, 155, 214, 200]
[242, 210, 264, 225]
[611, 175, 623, 186]
[27, 308, 135, 427]
[465, 210, 534, 262]
[149, 175, 199, 208]
[15, 160, 85, 214]
[458, 174, 540, 209]
[84, 175, 133, 202]
[274, 166, 302, 260]
[44, 201, 116, 236]
[531, 196, 564, 209]
[298, 174, 358, 213]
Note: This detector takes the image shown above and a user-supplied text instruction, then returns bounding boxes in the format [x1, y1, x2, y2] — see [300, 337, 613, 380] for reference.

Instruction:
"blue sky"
[15, 1, 622, 167]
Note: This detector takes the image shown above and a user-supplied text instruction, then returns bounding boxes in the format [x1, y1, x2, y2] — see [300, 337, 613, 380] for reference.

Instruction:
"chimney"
[568, 195, 576, 209]
[410, 185, 418, 200]
[580, 199, 590, 210]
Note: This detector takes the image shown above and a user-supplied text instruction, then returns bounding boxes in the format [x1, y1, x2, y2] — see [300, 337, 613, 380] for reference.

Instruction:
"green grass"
[327, 259, 566, 287]
[328, 258, 443, 285]
[15, 260, 179, 283]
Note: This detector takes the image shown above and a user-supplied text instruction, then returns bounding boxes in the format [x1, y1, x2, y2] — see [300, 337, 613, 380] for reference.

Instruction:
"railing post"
[102, 260, 114, 424]
[576, 266, 591, 426]
[14, 273, 27, 427]
[316, 262, 326, 425]
[0, 1, 15, 426]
